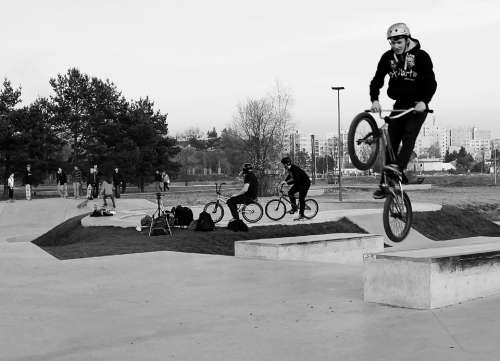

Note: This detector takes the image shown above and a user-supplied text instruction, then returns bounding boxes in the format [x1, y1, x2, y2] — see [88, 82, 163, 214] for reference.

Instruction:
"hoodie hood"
[406, 37, 420, 52]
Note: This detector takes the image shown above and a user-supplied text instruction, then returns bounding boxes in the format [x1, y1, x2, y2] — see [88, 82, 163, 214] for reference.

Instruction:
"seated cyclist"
[227, 163, 259, 221]
[369, 22, 437, 198]
[280, 157, 311, 221]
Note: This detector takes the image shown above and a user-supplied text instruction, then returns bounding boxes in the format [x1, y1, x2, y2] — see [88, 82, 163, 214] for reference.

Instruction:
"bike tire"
[382, 191, 413, 242]
[203, 201, 224, 224]
[265, 199, 286, 221]
[303, 199, 319, 219]
[242, 202, 263, 223]
[347, 112, 380, 170]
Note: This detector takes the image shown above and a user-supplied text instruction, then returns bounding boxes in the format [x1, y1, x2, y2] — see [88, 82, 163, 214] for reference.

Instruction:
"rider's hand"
[280, 181, 287, 186]
[370, 100, 381, 113]
[414, 101, 427, 113]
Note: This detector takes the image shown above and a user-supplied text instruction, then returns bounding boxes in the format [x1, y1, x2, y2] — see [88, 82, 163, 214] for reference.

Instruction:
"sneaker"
[372, 186, 388, 199]
[384, 163, 402, 175]
[293, 215, 306, 221]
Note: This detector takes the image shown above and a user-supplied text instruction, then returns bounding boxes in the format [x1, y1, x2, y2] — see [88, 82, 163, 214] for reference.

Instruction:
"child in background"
[8, 172, 15, 202]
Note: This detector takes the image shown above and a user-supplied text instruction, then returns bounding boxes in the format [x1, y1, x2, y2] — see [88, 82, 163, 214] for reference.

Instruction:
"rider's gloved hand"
[370, 100, 381, 113]
[414, 101, 427, 113]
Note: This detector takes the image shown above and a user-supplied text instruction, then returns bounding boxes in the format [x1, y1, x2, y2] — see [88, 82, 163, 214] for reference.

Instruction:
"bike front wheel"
[347, 112, 380, 170]
[265, 199, 287, 221]
[203, 201, 224, 223]
[303, 199, 319, 219]
[242, 202, 263, 223]
[383, 191, 413, 242]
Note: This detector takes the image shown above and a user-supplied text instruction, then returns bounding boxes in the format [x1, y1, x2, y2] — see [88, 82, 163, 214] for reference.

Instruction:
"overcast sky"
[2, 0, 500, 137]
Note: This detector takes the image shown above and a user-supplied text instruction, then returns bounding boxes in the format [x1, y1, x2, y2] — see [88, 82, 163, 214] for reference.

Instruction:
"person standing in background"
[23, 163, 33, 200]
[56, 168, 68, 198]
[71, 165, 82, 199]
[7, 172, 15, 202]
[112, 168, 123, 198]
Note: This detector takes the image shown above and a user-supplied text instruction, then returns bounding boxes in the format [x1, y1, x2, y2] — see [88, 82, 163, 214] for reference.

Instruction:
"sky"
[2, 0, 500, 138]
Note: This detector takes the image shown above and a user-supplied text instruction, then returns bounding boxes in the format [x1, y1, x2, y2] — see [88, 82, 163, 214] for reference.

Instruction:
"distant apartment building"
[415, 115, 448, 159]
[448, 126, 492, 161]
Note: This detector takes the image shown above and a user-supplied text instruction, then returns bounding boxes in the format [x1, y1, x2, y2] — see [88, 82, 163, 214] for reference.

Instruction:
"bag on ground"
[195, 211, 215, 232]
[227, 219, 248, 232]
[174, 205, 194, 227]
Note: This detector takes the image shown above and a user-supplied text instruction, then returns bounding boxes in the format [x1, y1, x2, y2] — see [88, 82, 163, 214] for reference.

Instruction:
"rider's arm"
[415, 50, 437, 111]
[369, 53, 389, 104]
[233, 183, 249, 197]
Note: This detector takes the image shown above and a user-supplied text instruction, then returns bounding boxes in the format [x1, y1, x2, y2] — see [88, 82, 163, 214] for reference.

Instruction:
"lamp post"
[331, 86, 345, 201]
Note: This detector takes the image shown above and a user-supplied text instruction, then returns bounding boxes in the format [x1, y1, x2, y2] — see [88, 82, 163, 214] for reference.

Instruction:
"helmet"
[280, 157, 292, 166]
[387, 23, 411, 39]
[242, 163, 253, 173]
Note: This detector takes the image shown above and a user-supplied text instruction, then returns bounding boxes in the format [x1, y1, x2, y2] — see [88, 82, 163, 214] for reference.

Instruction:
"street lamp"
[331, 86, 345, 201]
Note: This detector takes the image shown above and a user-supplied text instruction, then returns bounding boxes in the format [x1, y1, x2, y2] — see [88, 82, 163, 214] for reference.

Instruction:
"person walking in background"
[86, 168, 94, 200]
[91, 165, 100, 198]
[71, 165, 82, 199]
[23, 163, 33, 200]
[162, 170, 170, 191]
[154, 170, 163, 192]
[7, 172, 15, 202]
[56, 168, 68, 198]
[112, 168, 123, 198]
[99, 175, 116, 209]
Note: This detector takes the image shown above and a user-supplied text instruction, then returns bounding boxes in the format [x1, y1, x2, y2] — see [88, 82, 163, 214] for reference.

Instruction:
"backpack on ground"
[227, 219, 248, 232]
[173, 205, 194, 227]
[195, 211, 215, 232]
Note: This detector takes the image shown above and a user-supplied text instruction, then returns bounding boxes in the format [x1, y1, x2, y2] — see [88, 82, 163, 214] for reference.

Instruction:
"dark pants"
[113, 183, 121, 198]
[386, 107, 427, 170]
[92, 183, 99, 198]
[8, 188, 14, 200]
[163, 182, 169, 191]
[227, 195, 254, 220]
[103, 194, 116, 208]
[288, 183, 310, 216]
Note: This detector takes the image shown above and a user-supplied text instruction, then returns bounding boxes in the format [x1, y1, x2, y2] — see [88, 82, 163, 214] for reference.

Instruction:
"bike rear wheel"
[265, 199, 286, 221]
[303, 199, 319, 219]
[242, 202, 263, 223]
[347, 112, 380, 170]
[383, 191, 412, 242]
[203, 201, 224, 223]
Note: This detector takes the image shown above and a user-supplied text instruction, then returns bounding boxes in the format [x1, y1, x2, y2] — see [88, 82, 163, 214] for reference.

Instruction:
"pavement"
[1, 197, 500, 361]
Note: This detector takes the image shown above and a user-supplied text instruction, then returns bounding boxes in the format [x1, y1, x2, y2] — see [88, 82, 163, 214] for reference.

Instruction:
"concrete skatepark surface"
[2, 197, 500, 360]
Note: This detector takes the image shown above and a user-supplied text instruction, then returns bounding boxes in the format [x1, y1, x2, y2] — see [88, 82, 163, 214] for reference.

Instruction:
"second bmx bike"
[265, 183, 319, 221]
[203, 182, 264, 224]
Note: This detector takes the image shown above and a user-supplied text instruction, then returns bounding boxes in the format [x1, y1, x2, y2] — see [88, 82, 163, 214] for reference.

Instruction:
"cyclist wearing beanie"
[280, 157, 311, 221]
[370, 22, 437, 199]
[227, 163, 259, 221]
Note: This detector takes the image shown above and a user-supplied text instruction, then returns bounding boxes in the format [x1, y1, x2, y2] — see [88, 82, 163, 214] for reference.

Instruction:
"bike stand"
[148, 192, 173, 237]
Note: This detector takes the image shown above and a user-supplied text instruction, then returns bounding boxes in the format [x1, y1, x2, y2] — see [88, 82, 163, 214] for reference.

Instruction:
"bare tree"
[233, 82, 293, 175]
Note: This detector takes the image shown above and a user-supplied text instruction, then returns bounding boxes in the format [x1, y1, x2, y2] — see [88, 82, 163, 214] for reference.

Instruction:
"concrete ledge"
[364, 242, 500, 309]
[235, 233, 384, 264]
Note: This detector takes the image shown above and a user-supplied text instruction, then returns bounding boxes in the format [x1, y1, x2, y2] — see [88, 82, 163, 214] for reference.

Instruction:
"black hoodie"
[369, 38, 437, 107]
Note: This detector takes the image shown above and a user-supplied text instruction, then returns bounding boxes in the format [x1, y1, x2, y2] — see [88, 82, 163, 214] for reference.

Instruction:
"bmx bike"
[203, 183, 264, 223]
[347, 107, 432, 242]
[265, 183, 319, 221]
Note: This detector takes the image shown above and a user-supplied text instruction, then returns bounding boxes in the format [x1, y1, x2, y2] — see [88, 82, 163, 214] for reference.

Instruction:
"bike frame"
[212, 183, 253, 214]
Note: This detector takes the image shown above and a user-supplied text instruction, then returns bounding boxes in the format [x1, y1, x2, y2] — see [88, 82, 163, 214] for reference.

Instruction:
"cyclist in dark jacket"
[227, 163, 258, 221]
[370, 22, 437, 198]
[280, 157, 311, 221]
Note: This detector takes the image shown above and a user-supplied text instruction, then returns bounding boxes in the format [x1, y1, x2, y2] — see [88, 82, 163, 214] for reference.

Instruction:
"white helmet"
[387, 23, 411, 39]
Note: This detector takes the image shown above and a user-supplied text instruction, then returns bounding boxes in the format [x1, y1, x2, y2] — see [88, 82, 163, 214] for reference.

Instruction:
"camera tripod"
[148, 192, 173, 237]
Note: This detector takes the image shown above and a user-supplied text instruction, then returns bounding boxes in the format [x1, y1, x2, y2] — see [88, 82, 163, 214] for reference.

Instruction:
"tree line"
[0, 68, 180, 193]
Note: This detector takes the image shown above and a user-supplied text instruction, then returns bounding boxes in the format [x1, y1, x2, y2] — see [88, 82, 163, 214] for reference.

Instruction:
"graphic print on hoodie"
[370, 38, 437, 106]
